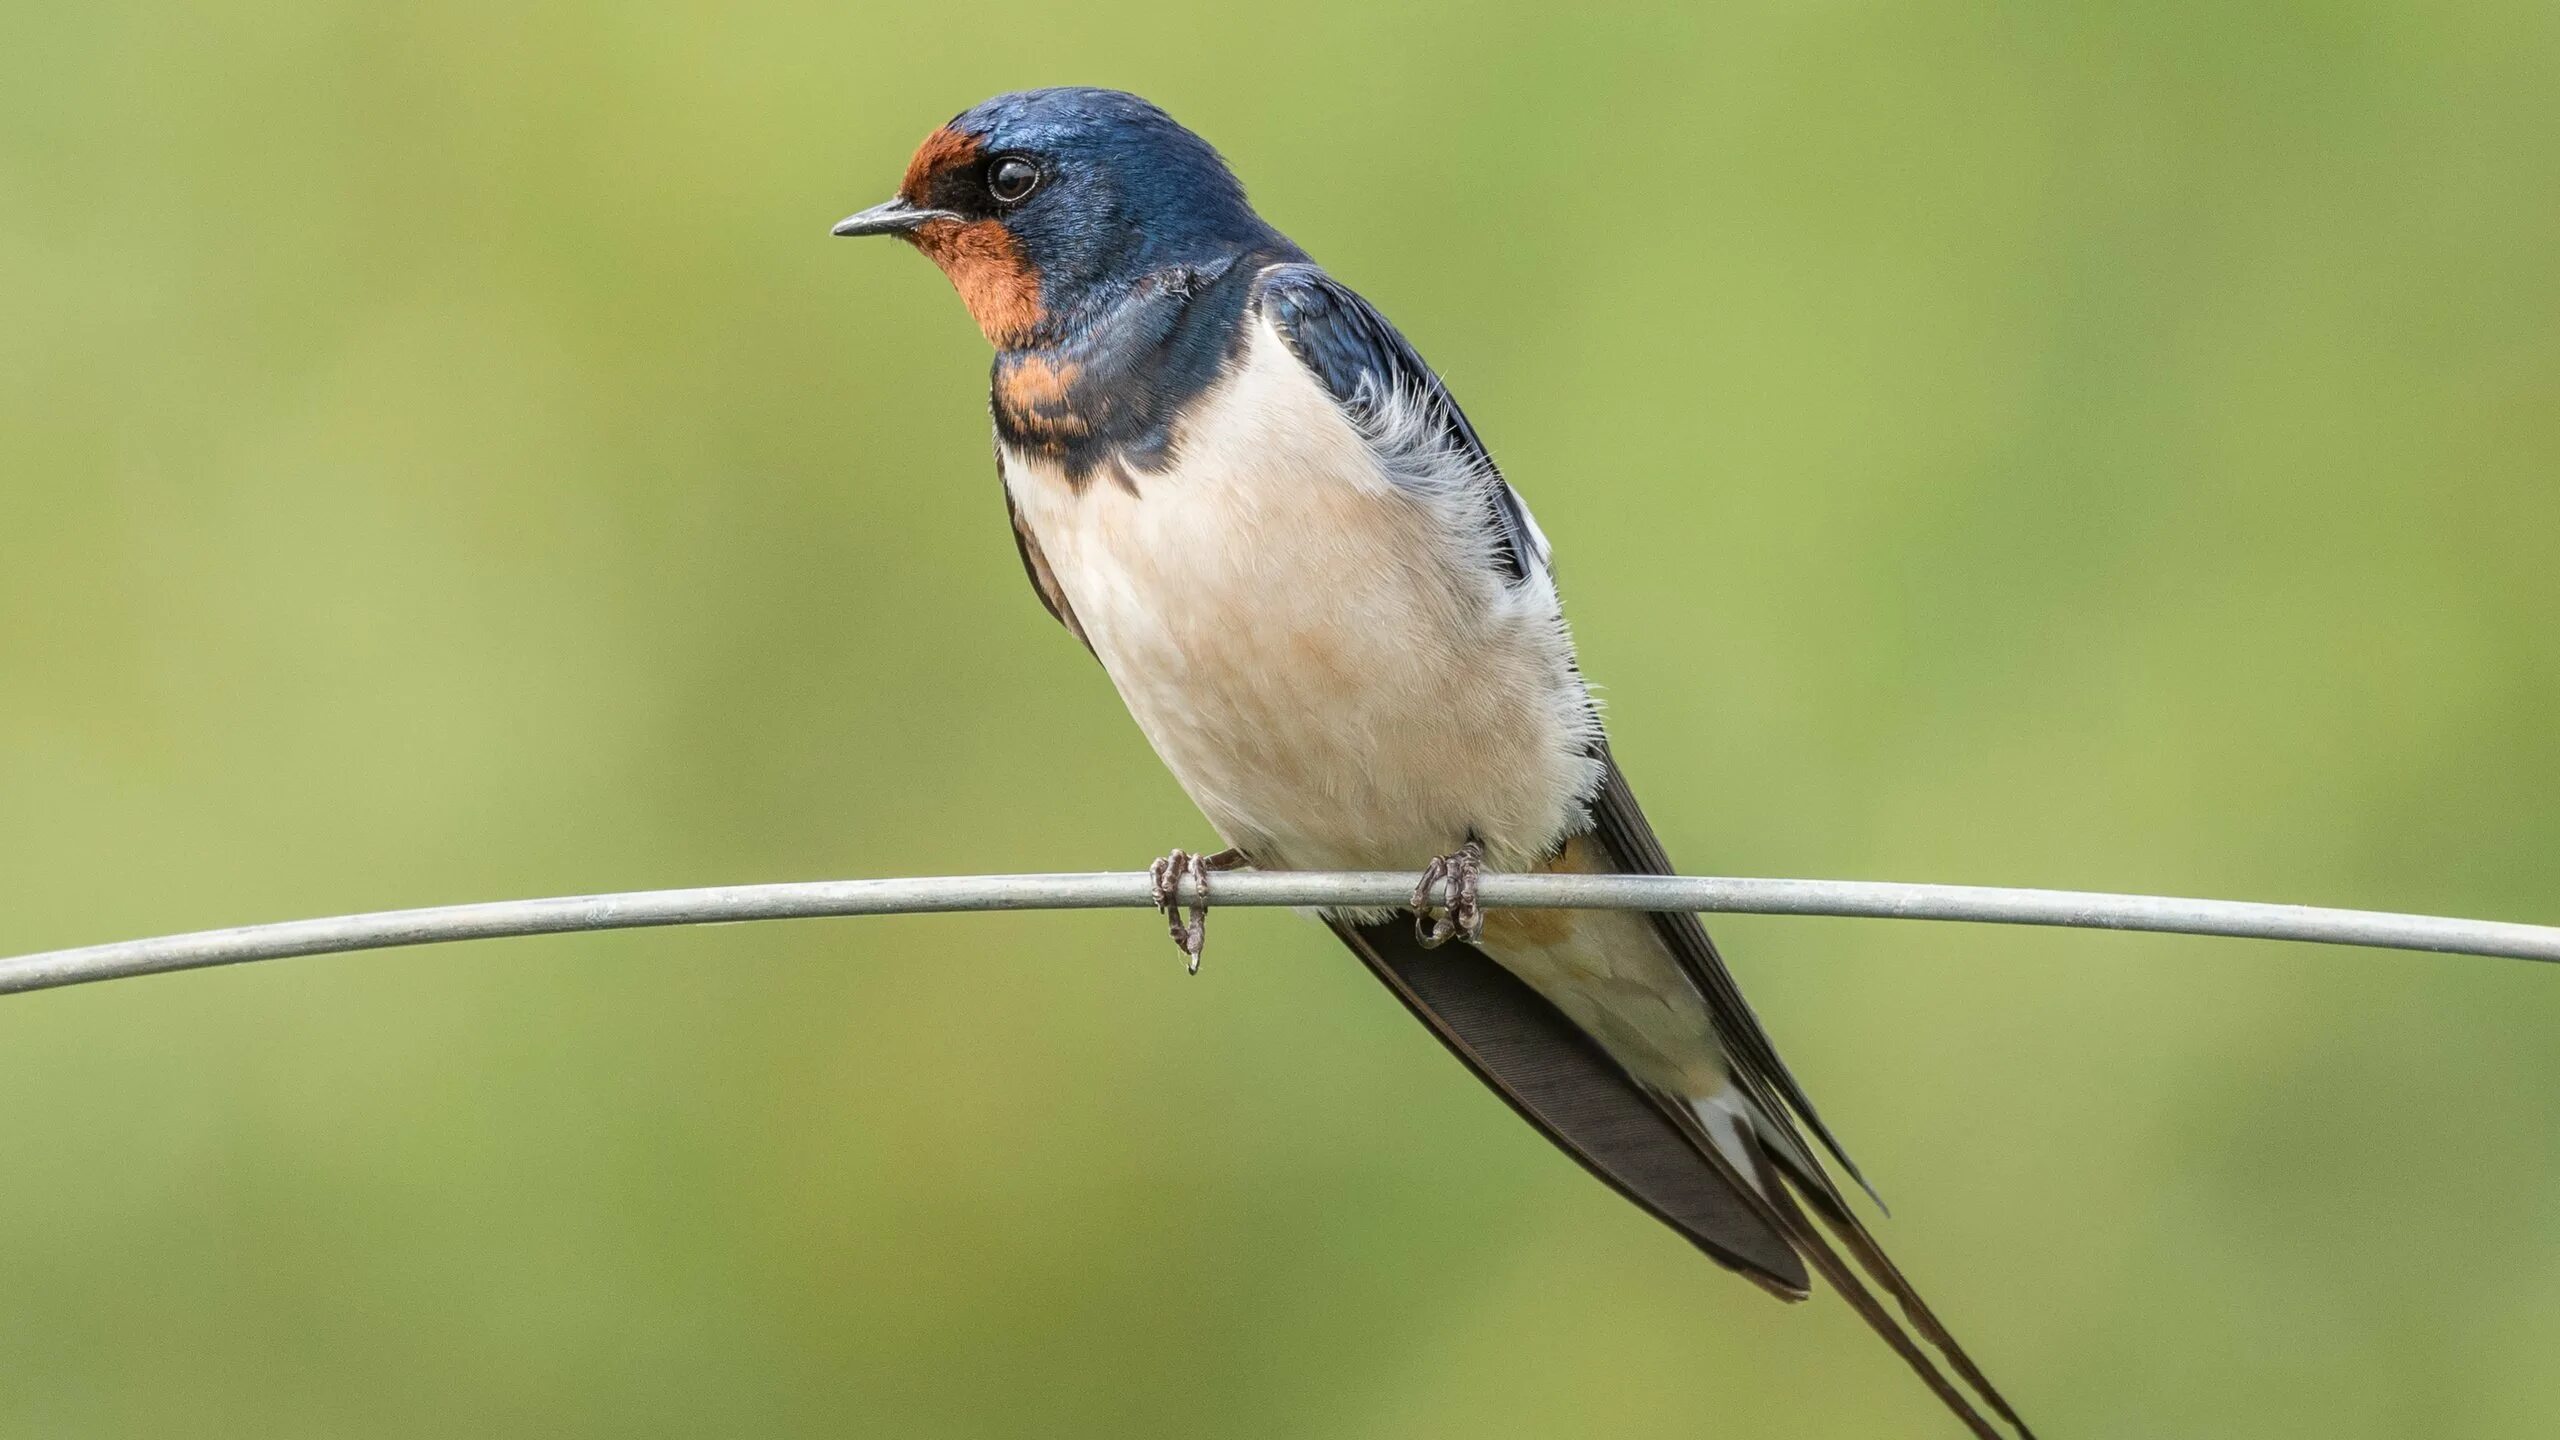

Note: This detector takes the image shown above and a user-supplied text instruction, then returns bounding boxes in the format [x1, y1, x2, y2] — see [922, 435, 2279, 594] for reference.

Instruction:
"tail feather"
[1732, 1136, 2031, 1440]
[1330, 907, 2037, 1435]
[1314, 744, 2034, 1434]
[1785, 1163, 2037, 1438]
[1644, 1089, 2030, 1440]
[1579, 748, 2032, 1432]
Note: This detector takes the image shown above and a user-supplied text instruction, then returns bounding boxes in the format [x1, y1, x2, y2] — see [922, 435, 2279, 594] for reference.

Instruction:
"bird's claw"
[1412, 841, 1485, 948]
[1149, 850, 1210, 972]
[1149, 848, 1243, 973]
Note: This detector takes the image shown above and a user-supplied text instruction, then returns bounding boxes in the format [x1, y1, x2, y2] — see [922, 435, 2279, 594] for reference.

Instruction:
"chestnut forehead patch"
[900, 125, 982, 205]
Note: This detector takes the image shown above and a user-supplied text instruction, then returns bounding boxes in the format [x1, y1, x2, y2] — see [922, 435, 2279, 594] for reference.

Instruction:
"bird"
[832, 87, 2032, 1438]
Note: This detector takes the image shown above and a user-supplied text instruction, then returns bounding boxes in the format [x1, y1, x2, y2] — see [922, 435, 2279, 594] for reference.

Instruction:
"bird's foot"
[1147, 848, 1246, 974]
[1412, 840, 1486, 949]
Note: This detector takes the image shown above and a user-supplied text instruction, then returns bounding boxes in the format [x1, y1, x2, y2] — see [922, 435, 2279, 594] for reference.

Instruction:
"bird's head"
[833, 88, 1282, 348]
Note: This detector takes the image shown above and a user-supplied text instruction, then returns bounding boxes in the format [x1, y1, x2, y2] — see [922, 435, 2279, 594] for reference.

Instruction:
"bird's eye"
[986, 156, 1041, 205]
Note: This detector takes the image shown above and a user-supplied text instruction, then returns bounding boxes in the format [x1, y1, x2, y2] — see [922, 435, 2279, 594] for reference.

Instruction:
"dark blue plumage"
[945, 88, 1290, 306]
[989, 252, 1268, 483]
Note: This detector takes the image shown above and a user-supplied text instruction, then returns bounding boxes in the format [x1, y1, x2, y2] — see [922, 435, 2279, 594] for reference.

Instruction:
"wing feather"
[1256, 262, 1549, 587]
[1326, 915, 1809, 1296]
[1001, 470, 1090, 653]
[1586, 748, 1880, 1207]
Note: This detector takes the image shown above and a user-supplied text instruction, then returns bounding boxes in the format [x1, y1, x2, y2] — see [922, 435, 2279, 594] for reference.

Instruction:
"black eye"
[986, 156, 1041, 205]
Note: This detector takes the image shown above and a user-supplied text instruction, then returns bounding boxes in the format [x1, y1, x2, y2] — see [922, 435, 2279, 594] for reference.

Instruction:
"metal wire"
[2, 870, 2554, 998]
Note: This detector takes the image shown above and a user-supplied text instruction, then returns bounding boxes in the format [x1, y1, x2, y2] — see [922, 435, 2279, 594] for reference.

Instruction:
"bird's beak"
[830, 198, 956, 237]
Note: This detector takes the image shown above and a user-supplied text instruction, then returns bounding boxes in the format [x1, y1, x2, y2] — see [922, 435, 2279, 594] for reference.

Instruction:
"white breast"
[1002, 316, 1602, 875]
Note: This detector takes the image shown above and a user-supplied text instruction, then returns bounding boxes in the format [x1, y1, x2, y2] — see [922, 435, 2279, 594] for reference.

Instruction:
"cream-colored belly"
[1001, 319, 1598, 874]
[1003, 318, 1728, 1101]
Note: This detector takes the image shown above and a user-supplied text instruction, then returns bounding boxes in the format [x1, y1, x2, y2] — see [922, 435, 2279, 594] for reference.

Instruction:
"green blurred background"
[4, 2, 2556, 1435]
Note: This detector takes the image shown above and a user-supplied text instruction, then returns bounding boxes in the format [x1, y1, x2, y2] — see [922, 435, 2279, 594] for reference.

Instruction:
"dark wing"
[1192, 260, 2026, 1434]
[1260, 260, 1880, 1201]
[1256, 262, 1549, 586]
[1002, 473, 1090, 654]
[1327, 915, 1807, 1296]
[1585, 750, 2035, 1437]
[1262, 263, 2029, 1431]
[1330, 905, 2032, 1439]
[1587, 749, 1876, 1206]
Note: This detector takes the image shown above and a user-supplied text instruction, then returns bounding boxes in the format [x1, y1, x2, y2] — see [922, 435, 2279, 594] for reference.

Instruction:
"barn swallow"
[834, 88, 2032, 1437]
